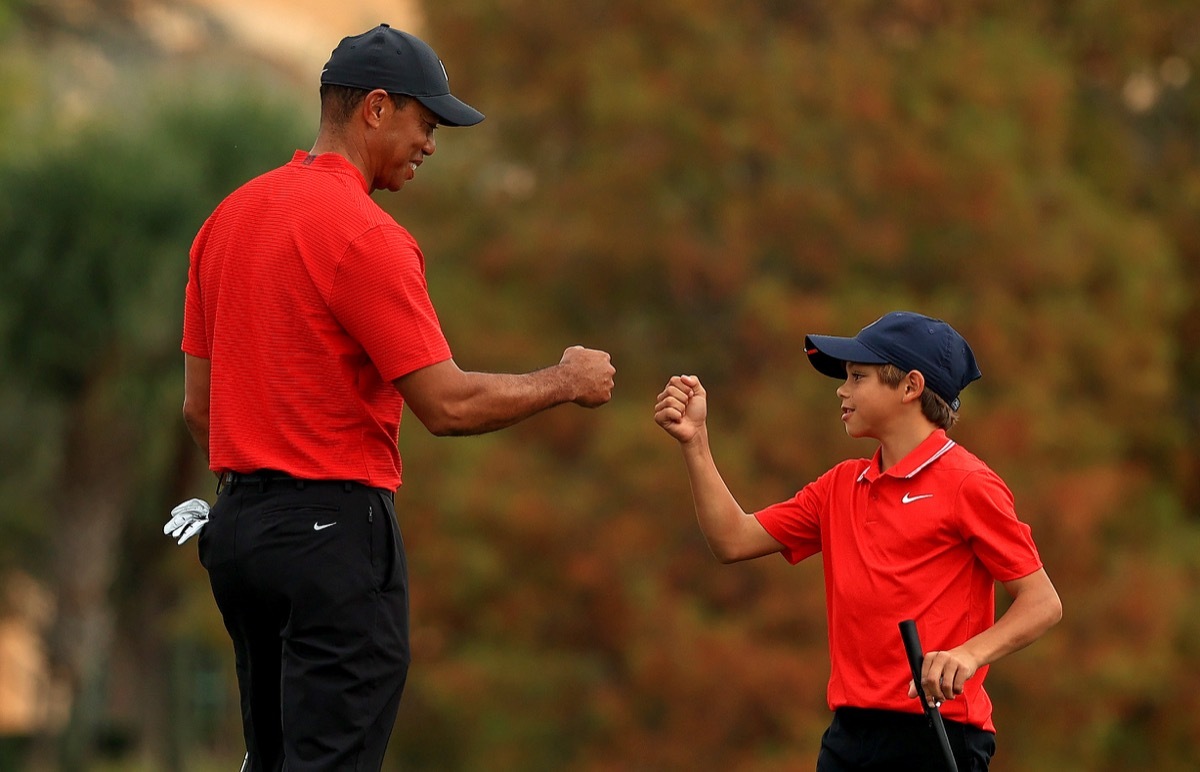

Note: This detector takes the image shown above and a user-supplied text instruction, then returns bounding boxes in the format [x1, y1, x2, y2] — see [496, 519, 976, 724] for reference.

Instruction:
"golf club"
[899, 619, 959, 772]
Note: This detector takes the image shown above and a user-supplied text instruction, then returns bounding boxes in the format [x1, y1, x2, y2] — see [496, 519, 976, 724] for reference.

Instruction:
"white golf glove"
[164, 498, 210, 545]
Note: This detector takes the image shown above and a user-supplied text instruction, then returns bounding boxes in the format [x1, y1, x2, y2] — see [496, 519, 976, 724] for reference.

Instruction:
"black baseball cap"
[804, 311, 981, 411]
[320, 24, 485, 127]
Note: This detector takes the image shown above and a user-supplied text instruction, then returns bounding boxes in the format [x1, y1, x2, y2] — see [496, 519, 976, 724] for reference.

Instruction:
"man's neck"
[309, 131, 373, 192]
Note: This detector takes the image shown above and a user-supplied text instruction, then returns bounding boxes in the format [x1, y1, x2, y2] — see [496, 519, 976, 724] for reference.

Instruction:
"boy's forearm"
[678, 430, 753, 562]
[961, 569, 1062, 667]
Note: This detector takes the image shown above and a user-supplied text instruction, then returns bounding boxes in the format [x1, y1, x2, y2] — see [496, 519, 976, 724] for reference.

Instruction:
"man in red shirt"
[654, 311, 1060, 771]
[177, 24, 615, 772]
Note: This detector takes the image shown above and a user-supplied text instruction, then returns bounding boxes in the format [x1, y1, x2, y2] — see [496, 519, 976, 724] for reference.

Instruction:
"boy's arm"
[655, 375, 784, 563]
[913, 567, 1062, 705]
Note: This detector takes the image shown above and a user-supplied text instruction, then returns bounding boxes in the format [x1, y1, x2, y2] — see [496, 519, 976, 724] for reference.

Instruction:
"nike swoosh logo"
[313, 522, 337, 531]
[901, 493, 933, 504]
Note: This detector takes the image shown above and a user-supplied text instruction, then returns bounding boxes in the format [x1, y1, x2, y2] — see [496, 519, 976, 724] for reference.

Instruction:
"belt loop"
[343, 482, 352, 493]
[296, 479, 306, 490]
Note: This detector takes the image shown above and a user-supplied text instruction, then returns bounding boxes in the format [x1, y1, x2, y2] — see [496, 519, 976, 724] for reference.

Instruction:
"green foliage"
[0, 90, 305, 393]
[0, 0, 21, 35]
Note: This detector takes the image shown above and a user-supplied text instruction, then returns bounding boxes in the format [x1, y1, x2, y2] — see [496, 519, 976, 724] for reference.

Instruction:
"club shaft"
[899, 619, 960, 772]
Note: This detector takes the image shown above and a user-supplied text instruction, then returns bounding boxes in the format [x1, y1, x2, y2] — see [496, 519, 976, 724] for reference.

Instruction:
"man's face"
[373, 98, 439, 192]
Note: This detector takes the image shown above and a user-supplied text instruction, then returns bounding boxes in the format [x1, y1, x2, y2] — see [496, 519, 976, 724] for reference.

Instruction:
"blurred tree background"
[1, 0, 1199, 770]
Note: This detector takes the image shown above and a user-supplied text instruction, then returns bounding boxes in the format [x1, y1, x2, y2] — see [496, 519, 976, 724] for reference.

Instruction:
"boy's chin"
[844, 424, 876, 441]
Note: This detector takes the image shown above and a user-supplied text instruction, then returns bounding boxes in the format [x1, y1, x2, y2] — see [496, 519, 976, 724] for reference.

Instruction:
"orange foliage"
[380, 0, 1200, 768]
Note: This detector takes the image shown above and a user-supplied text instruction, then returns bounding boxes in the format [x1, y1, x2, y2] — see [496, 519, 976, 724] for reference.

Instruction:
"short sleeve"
[754, 470, 833, 565]
[956, 469, 1043, 582]
[329, 224, 452, 382]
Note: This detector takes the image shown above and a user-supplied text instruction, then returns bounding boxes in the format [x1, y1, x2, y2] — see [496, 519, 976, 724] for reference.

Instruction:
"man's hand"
[654, 375, 707, 444]
[164, 498, 210, 545]
[558, 345, 615, 407]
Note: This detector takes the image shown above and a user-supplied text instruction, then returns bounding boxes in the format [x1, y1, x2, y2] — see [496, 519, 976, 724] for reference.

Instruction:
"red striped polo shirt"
[182, 150, 452, 489]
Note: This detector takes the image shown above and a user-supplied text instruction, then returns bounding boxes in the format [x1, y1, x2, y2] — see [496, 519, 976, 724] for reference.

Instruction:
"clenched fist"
[655, 375, 707, 444]
[559, 345, 615, 407]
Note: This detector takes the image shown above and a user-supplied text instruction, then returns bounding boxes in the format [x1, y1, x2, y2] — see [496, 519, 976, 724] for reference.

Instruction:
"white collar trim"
[905, 439, 956, 479]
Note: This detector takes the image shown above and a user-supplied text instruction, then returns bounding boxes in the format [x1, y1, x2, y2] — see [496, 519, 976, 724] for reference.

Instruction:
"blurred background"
[1, 0, 1199, 769]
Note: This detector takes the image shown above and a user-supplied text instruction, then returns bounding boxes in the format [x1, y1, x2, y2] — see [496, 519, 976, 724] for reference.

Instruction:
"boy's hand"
[907, 647, 980, 705]
[655, 375, 707, 444]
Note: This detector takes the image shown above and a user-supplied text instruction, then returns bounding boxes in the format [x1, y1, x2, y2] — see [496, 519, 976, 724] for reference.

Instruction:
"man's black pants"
[199, 474, 410, 771]
[817, 707, 996, 772]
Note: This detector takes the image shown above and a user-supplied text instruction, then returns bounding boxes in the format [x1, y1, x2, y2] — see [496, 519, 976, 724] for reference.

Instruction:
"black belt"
[216, 470, 354, 495]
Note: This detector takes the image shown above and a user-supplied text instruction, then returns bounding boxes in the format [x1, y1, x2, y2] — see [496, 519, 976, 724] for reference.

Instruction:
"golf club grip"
[898, 620, 960, 772]
[899, 619, 925, 684]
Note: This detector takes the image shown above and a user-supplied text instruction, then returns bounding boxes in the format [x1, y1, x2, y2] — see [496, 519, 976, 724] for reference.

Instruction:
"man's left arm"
[915, 568, 1062, 705]
[163, 354, 215, 547]
[182, 353, 211, 460]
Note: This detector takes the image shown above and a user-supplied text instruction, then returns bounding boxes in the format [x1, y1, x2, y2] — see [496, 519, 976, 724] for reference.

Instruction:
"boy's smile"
[837, 363, 899, 439]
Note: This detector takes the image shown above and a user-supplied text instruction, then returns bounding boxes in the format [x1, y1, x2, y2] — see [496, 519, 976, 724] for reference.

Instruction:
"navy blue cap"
[320, 24, 484, 127]
[804, 312, 981, 411]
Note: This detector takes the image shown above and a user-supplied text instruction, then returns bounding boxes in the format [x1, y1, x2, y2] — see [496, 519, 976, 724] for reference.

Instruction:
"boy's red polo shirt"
[754, 429, 1043, 733]
[183, 151, 452, 489]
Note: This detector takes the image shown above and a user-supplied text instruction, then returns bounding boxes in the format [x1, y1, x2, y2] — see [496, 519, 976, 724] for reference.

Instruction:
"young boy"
[654, 311, 1061, 771]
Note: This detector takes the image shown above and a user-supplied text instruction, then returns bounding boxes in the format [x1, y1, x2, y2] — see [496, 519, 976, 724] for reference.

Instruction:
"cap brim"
[417, 94, 484, 127]
[804, 334, 889, 380]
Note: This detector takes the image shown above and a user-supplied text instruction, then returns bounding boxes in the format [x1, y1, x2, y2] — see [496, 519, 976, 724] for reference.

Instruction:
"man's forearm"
[398, 350, 614, 437]
[424, 367, 575, 436]
[183, 354, 212, 461]
[183, 409, 209, 460]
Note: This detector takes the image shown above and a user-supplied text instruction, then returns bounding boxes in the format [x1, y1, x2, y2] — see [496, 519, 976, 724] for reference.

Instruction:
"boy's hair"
[877, 364, 958, 430]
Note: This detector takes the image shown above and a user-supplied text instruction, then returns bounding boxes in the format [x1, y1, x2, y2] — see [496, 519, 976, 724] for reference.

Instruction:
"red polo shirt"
[754, 429, 1043, 733]
[182, 151, 452, 489]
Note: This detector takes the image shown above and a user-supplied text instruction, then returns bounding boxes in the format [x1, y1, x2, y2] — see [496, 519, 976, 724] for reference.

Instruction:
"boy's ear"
[901, 370, 925, 404]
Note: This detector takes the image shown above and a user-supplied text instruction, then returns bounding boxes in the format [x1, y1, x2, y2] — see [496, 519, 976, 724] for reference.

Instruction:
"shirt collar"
[857, 429, 957, 483]
[289, 150, 369, 192]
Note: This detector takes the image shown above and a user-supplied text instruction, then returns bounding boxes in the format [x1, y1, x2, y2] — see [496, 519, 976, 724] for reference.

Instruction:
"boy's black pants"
[817, 707, 996, 772]
[199, 473, 410, 771]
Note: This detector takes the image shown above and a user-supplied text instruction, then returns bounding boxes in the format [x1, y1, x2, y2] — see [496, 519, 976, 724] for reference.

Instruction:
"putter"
[899, 619, 959, 772]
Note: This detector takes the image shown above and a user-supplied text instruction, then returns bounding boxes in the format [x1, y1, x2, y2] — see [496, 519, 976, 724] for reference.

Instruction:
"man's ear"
[361, 89, 390, 128]
[902, 370, 926, 404]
